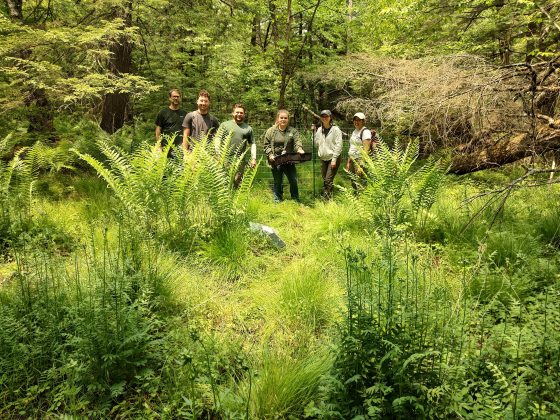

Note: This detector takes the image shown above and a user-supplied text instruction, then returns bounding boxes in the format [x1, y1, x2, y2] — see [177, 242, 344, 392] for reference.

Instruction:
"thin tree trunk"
[277, 0, 292, 109]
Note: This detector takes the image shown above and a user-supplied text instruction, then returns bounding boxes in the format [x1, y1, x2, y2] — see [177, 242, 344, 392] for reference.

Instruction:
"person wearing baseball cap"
[314, 109, 343, 199]
[345, 112, 379, 191]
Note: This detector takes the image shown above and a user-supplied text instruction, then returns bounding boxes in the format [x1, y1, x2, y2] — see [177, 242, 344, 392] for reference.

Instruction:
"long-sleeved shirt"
[263, 125, 302, 158]
[314, 125, 343, 164]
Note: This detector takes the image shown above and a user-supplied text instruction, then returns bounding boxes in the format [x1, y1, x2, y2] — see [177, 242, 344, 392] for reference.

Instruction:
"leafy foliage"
[0, 134, 34, 251]
[76, 135, 258, 252]
[347, 138, 446, 237]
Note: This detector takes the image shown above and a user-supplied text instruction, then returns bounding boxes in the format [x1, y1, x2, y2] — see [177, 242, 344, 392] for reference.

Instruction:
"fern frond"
[411, 156, 446, 212]
[74, 148, 138, 214]
[96, 139, 133, 180]
[233, 158, 260, 212]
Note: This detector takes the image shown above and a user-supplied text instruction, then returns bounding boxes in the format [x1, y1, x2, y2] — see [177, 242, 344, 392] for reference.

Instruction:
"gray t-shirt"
[182, 111, 220, 142]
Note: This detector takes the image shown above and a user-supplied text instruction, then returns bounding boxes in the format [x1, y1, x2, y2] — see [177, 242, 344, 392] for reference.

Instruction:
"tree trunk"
[25, 88, 54, 134]
[449, 126, 560, 174]
[5, 0, 22, 20]
[277, 0, 292, 109]
[100, 4, 133, 134]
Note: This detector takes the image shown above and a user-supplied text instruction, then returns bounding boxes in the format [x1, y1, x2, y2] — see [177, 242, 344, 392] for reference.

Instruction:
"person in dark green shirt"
[216, 103, 257, 188]
[155, 89, 187, 154]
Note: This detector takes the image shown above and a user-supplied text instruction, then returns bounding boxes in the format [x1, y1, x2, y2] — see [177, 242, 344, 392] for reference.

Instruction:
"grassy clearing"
[1, 140, 559, 417]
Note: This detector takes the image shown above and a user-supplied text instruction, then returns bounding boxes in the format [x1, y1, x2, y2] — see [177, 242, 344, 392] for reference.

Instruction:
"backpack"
[359, 128, 380, 156]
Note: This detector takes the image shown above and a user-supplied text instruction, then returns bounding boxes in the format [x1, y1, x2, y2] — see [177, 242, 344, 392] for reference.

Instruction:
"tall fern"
[0, 134, 35, 246]
[347, 138, 445, 236]
[76, 134, 258, 251]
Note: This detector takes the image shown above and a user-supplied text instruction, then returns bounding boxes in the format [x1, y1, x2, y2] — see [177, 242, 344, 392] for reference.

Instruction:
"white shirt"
[314, 125, 343, 163]
[348, 128, 372, 159]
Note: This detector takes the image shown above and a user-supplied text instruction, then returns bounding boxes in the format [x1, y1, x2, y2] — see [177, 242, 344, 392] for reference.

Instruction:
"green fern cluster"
[26, 140, 78, 173]
[75, 133, 258, 251]
[0, 134, 35, 250]
[348, 138, 446, 236]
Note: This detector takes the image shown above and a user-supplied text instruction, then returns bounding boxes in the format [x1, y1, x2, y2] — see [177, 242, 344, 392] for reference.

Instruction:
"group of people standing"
[155, 88, 378, 202]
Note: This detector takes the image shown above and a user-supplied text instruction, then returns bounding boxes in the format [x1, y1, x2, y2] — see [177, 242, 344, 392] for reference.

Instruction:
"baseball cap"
[353, 112, 366, 120]
[320, 109, 332, 117]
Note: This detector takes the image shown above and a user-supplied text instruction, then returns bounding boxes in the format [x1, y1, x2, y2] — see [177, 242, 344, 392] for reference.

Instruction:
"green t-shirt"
[217, 119, 254, 156]
[263, 126, 302, 157]
[155, 107, 186, 146]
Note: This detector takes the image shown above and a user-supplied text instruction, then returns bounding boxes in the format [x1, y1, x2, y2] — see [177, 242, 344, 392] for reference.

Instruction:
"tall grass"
[242, 350, 332, 418]
[0, 228, 175, 417]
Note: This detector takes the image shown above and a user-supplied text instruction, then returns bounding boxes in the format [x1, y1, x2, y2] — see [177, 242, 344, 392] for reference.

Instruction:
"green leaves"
[76, 135, 258, 251]
[348, 137, 446, 236]
[0, 14, 157, 113]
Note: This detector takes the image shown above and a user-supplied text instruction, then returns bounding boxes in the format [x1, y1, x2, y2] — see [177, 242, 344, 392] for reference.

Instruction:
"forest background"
[2, 0, 559, 168]
[1, 0, 560, 418]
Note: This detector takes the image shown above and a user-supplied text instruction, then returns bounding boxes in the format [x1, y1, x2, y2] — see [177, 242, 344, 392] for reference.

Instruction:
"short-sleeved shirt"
[218, 119, 253, 157]
[182, 111, 220, 142]
[348, 128, 372, 160]
[155, 107, 187, 146]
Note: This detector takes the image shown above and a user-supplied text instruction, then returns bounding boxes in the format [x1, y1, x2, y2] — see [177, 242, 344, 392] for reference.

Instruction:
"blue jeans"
[271, 163, 299, 201]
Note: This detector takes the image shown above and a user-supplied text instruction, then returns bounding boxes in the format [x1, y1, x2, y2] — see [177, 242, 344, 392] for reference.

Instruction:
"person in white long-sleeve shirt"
[314, 109, 343, 199]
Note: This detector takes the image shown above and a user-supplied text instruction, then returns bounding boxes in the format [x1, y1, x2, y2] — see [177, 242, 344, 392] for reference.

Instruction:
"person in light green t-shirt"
[215, 103, 256, 188]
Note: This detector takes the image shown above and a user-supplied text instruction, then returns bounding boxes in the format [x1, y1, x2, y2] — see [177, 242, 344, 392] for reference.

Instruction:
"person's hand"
[250, 158, 257, 168]
[331, 161, 337, 169]
[345, 161, 350, 171]
[268, 154, 275, 165]
[297, 148, 305, 154]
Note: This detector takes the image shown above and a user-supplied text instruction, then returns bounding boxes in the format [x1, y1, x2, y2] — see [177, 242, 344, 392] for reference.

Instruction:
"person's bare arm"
[155, 126, 163, 151]
[363, 139, 372, 154]
[182, 127, 191, 152]
[250, 143, 257, 167]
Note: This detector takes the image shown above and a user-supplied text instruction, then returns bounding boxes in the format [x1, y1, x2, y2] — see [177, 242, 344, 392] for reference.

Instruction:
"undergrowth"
[1, 131, 559, 417]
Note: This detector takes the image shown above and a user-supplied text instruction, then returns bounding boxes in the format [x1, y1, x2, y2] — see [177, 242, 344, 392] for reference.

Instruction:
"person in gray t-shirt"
[182, 89, 220, 152]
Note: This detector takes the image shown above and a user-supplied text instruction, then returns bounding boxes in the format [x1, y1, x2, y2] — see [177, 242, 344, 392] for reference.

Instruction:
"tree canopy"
[1, 0, 559, 171]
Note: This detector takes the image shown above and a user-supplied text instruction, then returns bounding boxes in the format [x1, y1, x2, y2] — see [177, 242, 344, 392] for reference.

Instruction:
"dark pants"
[271, 163, 299, 201]
[320, 156, 341, 199]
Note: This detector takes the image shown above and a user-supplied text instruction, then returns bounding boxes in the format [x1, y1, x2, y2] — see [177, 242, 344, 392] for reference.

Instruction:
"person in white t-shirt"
[345, 112, 375, 191]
